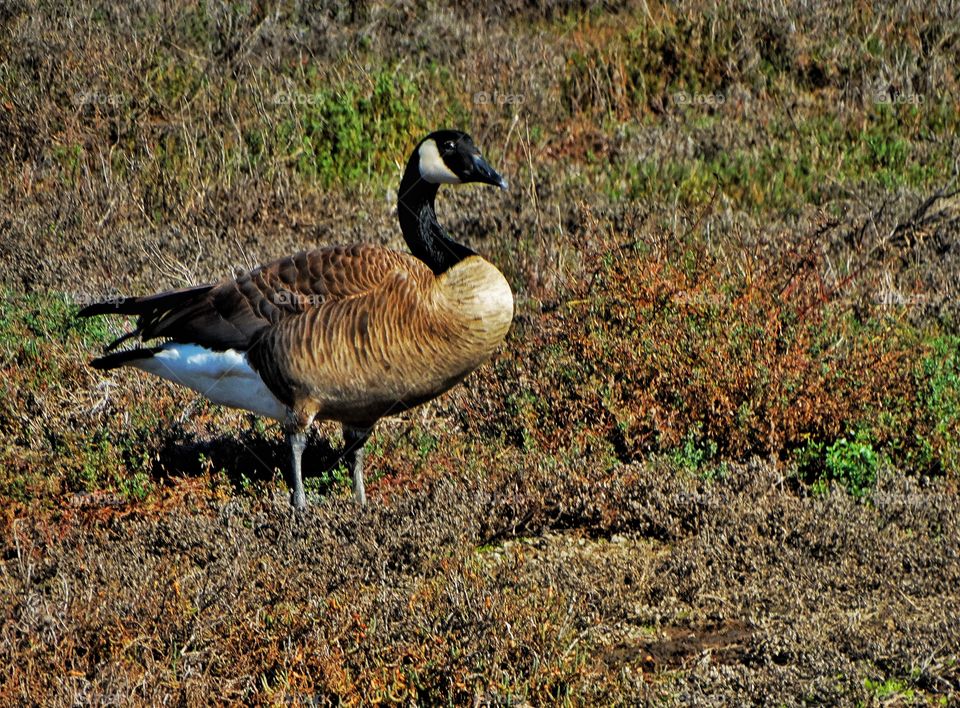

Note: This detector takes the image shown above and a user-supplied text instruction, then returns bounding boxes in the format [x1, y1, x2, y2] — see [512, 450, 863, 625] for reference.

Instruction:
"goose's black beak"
[469, 153, 509, 191]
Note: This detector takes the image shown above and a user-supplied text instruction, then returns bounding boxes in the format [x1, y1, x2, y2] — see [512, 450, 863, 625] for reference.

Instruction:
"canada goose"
[79, 130, 513, 509]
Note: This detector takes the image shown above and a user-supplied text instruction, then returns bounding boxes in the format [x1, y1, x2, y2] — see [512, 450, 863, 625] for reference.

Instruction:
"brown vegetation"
[1, 0, 959, 703]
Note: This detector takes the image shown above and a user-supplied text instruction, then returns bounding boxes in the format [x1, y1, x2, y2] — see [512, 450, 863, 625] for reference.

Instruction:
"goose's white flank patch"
[418, 139, 460, 184]
[133, 344, 287, 420]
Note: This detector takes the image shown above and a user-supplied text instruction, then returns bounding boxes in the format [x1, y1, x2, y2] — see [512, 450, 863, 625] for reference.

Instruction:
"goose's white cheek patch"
[418, 139, 461, 184]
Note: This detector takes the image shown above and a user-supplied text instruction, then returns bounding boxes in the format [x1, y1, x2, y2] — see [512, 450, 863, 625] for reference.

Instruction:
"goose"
[79, 130, 513, 509]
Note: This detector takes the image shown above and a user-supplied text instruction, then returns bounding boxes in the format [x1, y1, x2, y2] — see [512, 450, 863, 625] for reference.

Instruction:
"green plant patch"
[277, 68, 426, 187]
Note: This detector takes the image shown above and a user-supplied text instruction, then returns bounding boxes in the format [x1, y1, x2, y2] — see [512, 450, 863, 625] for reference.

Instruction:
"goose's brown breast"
[433, 255, 514, 366]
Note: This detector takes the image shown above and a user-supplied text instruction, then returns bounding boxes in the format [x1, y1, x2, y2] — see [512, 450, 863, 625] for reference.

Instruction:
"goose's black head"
[397, 130, 507, 275]
[412, 130, 508, 190]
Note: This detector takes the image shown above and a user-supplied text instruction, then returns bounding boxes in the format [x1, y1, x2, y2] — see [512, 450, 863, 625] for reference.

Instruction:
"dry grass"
[2, 0, 960, 703]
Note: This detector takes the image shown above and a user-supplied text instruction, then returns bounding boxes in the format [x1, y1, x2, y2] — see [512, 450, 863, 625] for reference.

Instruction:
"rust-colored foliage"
[470, 206, 936, 474]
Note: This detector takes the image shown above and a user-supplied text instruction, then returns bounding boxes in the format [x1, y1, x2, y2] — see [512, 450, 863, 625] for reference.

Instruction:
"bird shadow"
[150, 425, 351, 496]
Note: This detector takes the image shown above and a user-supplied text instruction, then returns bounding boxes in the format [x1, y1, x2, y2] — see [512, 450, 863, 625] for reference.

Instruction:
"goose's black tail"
[77, 285, 214, 353]
[89, 347, 162, 370]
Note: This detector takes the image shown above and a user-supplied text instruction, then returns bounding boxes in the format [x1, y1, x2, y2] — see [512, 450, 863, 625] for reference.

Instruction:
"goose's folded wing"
[247, 261, 438, 413]
[79, 245, 418, 353]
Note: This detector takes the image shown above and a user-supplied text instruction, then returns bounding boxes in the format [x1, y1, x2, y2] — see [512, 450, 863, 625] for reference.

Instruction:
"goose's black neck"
[398, 168, 476, 275]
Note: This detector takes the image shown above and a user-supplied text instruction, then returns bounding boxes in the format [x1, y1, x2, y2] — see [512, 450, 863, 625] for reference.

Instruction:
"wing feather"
[81, 245, 423, 354]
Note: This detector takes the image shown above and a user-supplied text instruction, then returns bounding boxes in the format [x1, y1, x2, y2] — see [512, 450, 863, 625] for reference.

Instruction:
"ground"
[1, 1, 959, 704]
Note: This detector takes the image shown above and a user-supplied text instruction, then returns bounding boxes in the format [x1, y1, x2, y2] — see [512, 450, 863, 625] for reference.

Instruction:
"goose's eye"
[443, 141, 455, 152]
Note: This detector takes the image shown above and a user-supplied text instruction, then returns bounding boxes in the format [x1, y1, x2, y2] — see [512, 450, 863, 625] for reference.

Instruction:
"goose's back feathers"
[122, 245, 411, 352]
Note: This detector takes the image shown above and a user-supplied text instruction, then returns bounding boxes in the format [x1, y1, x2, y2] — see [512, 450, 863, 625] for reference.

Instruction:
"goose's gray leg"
[286, 429, 308, 510]
[343, 425, 372, 506]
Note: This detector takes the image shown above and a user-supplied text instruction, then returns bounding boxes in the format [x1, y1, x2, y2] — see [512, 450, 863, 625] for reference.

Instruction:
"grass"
[277, 67, 427, 186]
[863, 675, 917, 702]
[1, 0, 959, 703]
[485, 212, 960, 489]
[599, 101, 955, 212]
[918, 335, 960, 475]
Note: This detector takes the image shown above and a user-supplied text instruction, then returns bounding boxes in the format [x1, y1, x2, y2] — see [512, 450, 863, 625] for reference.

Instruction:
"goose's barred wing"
[79, 245, 416, 353]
